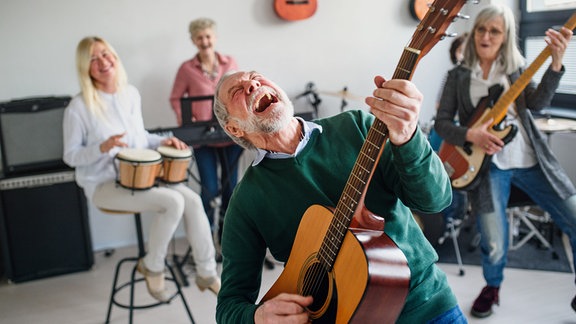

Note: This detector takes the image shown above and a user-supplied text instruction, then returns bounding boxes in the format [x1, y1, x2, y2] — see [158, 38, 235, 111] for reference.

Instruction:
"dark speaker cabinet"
[0, 171, 93, 283]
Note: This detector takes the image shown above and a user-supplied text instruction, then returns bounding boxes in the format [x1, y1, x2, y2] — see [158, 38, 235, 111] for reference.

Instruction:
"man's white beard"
[240, 89, 294, 134]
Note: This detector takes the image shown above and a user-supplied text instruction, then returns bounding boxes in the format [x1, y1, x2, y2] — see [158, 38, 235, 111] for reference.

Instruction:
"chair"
[506, 187, 558, 259]
[100, 209, 195, 324]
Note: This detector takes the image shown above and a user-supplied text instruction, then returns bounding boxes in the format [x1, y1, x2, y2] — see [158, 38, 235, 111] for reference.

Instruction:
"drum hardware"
[319, 87, 364, 112]
[295, 82, 321, 118]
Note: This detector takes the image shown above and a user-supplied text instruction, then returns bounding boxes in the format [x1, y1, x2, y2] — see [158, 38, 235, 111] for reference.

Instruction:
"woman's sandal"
[137, 258, 171, 302]
[195, 275, 221, 295]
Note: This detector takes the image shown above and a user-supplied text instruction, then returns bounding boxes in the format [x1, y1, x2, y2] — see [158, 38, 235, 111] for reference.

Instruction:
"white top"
[62, 84, 165, 199]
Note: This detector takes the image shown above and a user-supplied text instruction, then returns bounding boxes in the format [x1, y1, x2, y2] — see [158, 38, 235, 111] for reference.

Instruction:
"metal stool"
[100, 209, 195, 323]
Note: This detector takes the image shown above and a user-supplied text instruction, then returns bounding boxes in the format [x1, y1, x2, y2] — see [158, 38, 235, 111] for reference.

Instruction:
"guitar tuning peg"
[444, 32, 459, 38]
[456, 13, 470, 20]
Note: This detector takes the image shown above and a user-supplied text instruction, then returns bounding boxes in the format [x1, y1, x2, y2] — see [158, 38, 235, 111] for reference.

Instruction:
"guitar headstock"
[395, 0, 469, 80]
[411, 0, 468, 57]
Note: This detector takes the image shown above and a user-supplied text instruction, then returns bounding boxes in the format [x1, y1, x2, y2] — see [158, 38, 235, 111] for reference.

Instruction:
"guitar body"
[262, 205, 410, 323]
[439, 113, 517, 190]
[274, 0, 317, 21]
[439, 85, 517, 190]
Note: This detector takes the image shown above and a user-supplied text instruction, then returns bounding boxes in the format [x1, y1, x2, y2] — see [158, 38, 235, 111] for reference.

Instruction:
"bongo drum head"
[157, 146, 192, 159]
[117, 148, 162, 163]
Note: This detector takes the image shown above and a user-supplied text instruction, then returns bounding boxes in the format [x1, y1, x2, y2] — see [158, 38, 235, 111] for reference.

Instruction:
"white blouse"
[63, 84, 164, 199]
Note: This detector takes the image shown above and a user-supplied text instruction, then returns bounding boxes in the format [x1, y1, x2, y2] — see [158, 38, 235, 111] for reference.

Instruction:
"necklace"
[200, 58, 219, 81]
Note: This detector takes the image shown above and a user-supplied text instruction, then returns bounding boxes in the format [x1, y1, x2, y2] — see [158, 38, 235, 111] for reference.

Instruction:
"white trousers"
[93, 181, 217, 277]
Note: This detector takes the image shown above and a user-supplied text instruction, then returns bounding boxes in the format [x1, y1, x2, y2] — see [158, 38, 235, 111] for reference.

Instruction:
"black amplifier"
[0, 170, 93, 283]
[0, 96, 72, 175]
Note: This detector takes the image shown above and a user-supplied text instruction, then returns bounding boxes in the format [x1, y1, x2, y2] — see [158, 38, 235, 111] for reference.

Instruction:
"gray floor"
[0, 238, 575, 324]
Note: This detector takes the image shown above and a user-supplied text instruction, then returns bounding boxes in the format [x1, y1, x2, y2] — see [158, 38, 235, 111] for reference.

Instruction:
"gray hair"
[213, 71, 257, 151]
[189, 18, 216, 38]
[463, 4, 525, 74]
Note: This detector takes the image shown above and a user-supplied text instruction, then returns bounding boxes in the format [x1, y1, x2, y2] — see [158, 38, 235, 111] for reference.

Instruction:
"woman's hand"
[546, 26, 573, 72]
[465, 118, 504, 155]
[100, 133, 127, 153]
[161, 137, 189, 150]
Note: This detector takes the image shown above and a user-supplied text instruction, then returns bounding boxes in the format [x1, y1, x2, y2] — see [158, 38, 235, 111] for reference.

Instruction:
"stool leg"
[134, 213, 146, 258]
[166, 262, 195, 323]
[105, 258, 125, 323]
[129, 264, 139, 324]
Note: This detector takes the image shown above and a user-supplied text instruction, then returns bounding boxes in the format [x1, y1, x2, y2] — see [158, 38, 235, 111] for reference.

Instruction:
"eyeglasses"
[475, 26, 504, 38]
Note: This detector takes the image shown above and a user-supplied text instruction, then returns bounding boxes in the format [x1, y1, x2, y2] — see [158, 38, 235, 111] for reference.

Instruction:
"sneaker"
[471, 286, 499, 318]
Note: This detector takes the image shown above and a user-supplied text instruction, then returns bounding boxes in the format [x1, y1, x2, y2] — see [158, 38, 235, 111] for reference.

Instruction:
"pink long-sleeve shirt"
[169, 52, 238, 125]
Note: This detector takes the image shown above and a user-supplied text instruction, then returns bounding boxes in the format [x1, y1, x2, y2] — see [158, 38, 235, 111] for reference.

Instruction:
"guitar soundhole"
[299, 261, 337, 321]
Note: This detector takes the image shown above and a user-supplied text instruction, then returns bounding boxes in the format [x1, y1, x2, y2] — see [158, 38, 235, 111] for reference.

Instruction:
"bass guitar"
[261, 0, 468, 322]
[439, 11, 576, 190]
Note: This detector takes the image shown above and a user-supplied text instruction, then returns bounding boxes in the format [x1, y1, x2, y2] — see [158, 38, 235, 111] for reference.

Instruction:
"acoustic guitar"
[261, 0, 468, 322]
[274, 0, 317, 21]
[439, 12, 576, 190]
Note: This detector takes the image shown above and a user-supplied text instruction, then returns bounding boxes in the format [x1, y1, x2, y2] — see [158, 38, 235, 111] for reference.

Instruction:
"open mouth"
[255, 93, 278, 113]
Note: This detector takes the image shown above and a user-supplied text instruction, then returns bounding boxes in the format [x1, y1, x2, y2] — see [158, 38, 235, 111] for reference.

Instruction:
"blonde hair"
[75, 36, 128, 117]
[463, 4, 525, 74]
[189, 18, 216, 38]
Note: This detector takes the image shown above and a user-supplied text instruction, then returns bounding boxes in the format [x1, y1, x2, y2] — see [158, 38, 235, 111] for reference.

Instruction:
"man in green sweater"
[212, 70, 466, 323]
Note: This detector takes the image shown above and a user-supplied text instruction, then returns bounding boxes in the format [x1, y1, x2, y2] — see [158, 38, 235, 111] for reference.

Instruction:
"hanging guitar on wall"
[410, 0, 432, 21]
[274, 0, 318, 21]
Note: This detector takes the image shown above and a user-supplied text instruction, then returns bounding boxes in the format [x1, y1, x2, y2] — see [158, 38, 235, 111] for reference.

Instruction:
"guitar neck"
[485, 12, 576, 124]
[317, 23, 444, 270]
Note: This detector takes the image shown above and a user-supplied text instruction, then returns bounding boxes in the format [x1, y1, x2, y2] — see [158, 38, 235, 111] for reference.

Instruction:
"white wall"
[0, 0, 501, 250]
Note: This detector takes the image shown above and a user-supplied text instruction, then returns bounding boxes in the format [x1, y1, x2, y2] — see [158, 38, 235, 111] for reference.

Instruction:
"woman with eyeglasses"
[434, 4, 575, 318]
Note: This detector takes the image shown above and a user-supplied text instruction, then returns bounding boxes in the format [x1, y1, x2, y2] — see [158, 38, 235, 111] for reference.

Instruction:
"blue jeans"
[194, 144, 244, 227]
[478, 163, 576, 287]
[426, 305, 468, 324]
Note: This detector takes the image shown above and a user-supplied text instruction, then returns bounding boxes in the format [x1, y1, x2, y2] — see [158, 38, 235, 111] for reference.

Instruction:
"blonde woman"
[63, 36, 220, 301]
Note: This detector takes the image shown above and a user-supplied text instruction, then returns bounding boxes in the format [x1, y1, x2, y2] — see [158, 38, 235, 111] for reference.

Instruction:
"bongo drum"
[157, 145, 192, 184]
[115, 148, 162, 190]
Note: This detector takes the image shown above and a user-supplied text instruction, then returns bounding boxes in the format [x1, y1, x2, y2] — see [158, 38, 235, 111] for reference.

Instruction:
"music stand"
[180, 96, 217, 127]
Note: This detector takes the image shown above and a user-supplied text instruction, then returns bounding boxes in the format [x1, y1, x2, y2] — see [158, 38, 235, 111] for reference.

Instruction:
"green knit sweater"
[216, 110, 457, 323]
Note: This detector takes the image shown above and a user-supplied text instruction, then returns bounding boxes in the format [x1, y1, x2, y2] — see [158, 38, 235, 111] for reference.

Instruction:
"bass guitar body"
[262, 205, 410, 323]
[274, 0, 317, 21]
[439, 85, 517, 190]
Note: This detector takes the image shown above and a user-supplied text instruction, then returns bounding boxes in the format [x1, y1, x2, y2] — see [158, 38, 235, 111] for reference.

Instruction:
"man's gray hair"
[213, 71, 257, 150]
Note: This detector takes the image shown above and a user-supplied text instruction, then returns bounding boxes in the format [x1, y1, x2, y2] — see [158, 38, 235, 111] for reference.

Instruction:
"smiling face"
[192, 28, 216, 55]
[89, 41, 117, 91]
[219, 71, 294, 137]
[474, 16, 506, 64]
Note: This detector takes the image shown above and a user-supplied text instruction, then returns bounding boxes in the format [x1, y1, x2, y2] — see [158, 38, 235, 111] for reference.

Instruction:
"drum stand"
[438, 217, 465, 276]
